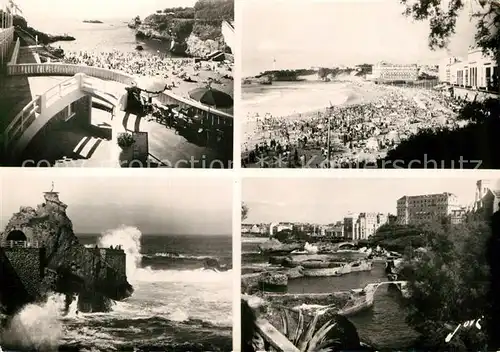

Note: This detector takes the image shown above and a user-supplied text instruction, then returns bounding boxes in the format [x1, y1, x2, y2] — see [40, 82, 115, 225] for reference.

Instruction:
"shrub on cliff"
[194, 0, 234, 21]
[171, 19, 195, 40]
[192, 22, 222, 41]
[163, 7, 195, 19]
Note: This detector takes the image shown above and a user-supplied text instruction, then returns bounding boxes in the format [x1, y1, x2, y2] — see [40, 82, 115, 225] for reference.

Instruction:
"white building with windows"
[397, 192, 461, 225]
[369, 62, 419, 83]
[442, 47, 498, 91]
[343, 212, 388, 240]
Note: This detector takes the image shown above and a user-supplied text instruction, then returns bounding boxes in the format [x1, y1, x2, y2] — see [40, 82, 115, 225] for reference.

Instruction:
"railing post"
[20, 109, 24, 132]
[75, 72, 85, 89]
[38, 94, 46, 114]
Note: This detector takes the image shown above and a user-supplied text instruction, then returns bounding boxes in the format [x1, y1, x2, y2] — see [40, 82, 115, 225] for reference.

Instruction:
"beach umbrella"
[134, 76, 168, 94]
[189, 87, 233, 108]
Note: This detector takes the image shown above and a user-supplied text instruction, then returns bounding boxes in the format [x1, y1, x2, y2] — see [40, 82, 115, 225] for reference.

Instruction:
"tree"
[242, 203, 249, 221]
[317, 67, 330, 81]
[403, 217, 490, 350]
[400, 0, 499, 67]
[274, 229, 293, 243]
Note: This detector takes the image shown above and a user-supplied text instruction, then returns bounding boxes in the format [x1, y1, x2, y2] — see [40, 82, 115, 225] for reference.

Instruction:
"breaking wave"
[1, 226, 232, 350]
[143, 252, 214, 260]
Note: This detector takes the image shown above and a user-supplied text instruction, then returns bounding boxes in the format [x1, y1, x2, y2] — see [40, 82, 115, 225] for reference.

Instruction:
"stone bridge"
[335, 241, 358, 250]
[363, 280, 409, 300]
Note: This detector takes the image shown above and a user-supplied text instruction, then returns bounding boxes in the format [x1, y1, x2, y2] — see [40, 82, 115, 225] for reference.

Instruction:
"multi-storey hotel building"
[396, 192, 461, 225]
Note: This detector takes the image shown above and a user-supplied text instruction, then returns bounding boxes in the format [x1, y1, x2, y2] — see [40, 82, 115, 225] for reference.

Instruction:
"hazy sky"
[242, 177, 495, 224]
[2, 0, 197, 22]
[0, 170, 232, 235]
[242, 0, 477, 76]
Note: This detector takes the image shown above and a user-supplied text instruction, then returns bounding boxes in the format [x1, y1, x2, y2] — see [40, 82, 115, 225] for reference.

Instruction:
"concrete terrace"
[0, 48, 116, 166]
[0, 46, 36, 139]
[1, 41, 233, 167]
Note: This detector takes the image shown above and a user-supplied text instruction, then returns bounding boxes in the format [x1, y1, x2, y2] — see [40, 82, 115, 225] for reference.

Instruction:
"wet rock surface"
[0, 192, 133, 313]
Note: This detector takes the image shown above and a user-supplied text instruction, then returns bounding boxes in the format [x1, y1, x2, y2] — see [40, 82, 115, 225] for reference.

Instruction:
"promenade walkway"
[2, 70, 227, 167]
[0, 48, 38, 145]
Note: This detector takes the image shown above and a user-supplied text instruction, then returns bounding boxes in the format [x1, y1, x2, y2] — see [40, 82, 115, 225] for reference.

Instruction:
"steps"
[73, 136, 104, 159]
[54, 136, 105, 166]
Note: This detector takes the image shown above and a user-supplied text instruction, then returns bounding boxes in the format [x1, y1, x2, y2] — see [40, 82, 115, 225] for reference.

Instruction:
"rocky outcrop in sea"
[0, 191, 133, 315]
[258, 239, 302, 254]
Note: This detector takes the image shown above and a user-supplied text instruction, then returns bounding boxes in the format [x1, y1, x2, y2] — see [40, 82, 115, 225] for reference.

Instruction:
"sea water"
[2, 227, 233, 351]
[242, 80, 352, 118]
[242, 240, 418, 349]
[26, 17, 178, 56]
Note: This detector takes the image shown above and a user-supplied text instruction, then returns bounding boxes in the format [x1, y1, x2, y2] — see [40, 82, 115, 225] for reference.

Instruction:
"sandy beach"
[62, 51, 234, 115]
[242, 76, 461, 167]
[242, 77, 385, 148]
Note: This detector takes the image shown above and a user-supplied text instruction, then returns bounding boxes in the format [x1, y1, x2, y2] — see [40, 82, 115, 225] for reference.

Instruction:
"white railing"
[3, 74, 113, 151]
[3, 96, 41, 149]
[43, 76, 80, 110]
[4, 240, 40, 248]
[0, 27, 14, 66]
[6, 62, 233, 125]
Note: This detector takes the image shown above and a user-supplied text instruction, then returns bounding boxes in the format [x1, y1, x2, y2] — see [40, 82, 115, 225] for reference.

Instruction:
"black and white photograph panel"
[241, 0, 499, 169]
[241, 176, 500, 351]
[0, 170, 233, 351]
[0, 0, 234, 168]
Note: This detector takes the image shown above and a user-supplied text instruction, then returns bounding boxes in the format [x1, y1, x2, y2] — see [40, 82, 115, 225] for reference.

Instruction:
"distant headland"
[242, 66, 374, 85]
[0, 11, 76, 46]
[83, 20, 103, 24]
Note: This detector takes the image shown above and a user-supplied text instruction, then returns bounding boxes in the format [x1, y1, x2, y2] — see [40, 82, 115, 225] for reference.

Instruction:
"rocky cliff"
[1, 12, 76, 45]
[0, 192, 133, 313]
[130, 0, 233, 57]
[258, 239, 302, 254]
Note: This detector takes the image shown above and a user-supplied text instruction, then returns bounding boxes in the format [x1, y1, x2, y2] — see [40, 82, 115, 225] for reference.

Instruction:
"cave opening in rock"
[6, 230, 27, 247]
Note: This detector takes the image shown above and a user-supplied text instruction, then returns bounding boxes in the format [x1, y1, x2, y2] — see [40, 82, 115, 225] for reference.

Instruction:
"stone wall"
[70, 95, 92, 127]
[39, 94, 92, 134]
[0, 249, 35, 314]
[99, 248, 127, 279]
[263, 292, 351, 309]
[2, 247, 45, 299]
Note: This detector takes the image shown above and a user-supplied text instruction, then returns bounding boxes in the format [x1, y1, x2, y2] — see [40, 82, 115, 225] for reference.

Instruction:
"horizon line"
[74, 232, 232, 236]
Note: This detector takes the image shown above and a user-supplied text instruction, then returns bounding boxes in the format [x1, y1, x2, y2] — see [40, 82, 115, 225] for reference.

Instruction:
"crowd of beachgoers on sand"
[242, 83, 468, 168]
[61, 50, 233, 99]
